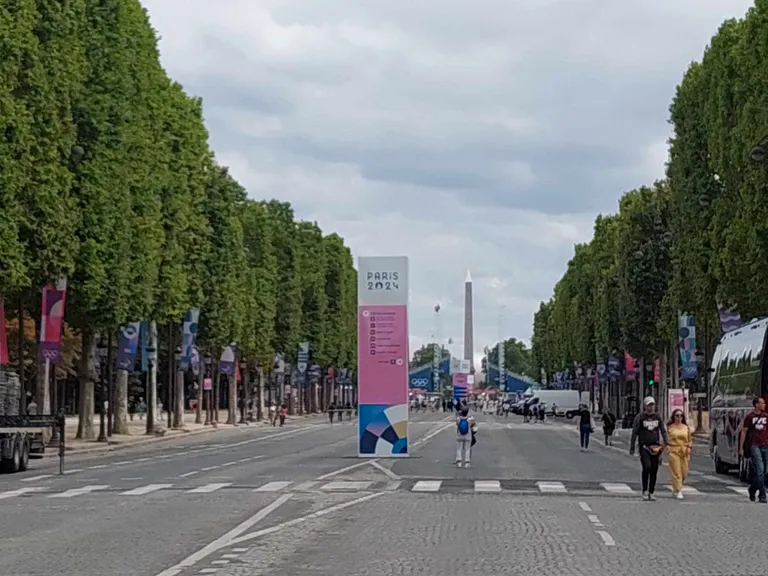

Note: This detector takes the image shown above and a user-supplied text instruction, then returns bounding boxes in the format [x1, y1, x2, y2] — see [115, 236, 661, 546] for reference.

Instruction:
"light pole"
[96, 337, 108, 442]
[145, 342, 156, 433]
[168, 346, 180, 428]
[204, 352, 212, 425]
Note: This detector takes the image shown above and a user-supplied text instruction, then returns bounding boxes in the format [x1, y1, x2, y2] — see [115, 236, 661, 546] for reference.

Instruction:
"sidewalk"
[49, 411, 318, 456]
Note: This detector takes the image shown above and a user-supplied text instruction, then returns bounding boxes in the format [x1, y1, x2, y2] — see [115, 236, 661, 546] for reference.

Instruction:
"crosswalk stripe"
[537, 481, 567, 493]
[601, 483, 634, 494]
[0, 487, 47, 499]
[728, 486, 750, 495]
[412, 481, 442, 492]
[474, 480, 501, 492]
[121, 484, 173, 496]
[321, 481, 372, 491]
[20, 475, 51, 483]
[49, 485, 109, 498]
[253, 481, 293, 492]
[186, 483, 231, 493]
[664, 485, 701, 494]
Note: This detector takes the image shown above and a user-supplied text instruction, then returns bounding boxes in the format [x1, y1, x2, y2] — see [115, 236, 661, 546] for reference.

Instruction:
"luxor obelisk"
[463, 270, 474, 372]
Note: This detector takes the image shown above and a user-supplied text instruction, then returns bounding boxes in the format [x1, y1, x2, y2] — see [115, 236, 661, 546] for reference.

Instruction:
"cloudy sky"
[141, 0, 752, 367]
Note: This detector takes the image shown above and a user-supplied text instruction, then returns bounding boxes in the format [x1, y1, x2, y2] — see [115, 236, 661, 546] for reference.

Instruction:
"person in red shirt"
[739, 397, 768, 503]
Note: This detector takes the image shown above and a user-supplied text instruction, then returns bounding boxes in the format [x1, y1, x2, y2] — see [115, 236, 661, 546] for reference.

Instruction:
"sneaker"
[648, 493, 656, 501]
[456, 462, 463, 468]
[641, 491, 647, 500]
[676, 491, 684, 500]
[749, 489, 756, 502]
[464, 463, 471, 469]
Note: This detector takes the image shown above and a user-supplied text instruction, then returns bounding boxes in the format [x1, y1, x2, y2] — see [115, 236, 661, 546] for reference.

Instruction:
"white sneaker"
[641, 491, 648, 500]
[464, 463, 471, 469]
[676, 491, 684, 500]
[456, 462, 463, 468]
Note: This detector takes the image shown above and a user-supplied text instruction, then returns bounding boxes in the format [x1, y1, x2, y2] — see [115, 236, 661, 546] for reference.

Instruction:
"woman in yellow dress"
[667, 408, 692, 499]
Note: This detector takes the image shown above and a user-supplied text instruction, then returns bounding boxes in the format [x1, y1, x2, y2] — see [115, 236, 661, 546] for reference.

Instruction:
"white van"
[526, 390, 583, 418]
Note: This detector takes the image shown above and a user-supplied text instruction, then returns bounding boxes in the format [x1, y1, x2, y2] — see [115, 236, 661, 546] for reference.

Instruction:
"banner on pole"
[38, 278, 67, 364]
[116, 322, 141, 371]
[357, 256, 409, 457]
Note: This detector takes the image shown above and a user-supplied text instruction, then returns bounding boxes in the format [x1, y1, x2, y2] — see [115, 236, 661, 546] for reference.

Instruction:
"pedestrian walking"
[455, 408, 475, 468]
[602, 409, 617, 446]
[279, 404, 287, 427]
[629, 397, 669, 501]
[269, 402, 277, 426]
[738, 397, 768, 503]
[666, 408, 692, 499]
[327, 401, 336, 424]
[578, 404, 594, 451]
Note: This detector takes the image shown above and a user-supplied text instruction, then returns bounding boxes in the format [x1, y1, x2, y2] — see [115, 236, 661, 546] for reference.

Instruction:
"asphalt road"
[0, 410, 764, 576]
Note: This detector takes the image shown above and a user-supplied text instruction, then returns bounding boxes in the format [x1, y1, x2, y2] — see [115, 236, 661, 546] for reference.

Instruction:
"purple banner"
[38, 279, 67, 365]
[219, 343, 237, 375]
[116, 322, 141, 371]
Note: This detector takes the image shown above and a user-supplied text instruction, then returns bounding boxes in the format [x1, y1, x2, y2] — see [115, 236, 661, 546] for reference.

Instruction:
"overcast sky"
[141, 0, 753, 367]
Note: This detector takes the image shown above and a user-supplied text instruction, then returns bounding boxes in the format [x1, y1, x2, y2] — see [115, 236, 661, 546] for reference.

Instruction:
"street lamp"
[750, 137, 768, 163]
[169, 346, 181, 428]
[145, 343, 157, 434]
[204, 352, 212, 425]
[96, 338, 108, 442]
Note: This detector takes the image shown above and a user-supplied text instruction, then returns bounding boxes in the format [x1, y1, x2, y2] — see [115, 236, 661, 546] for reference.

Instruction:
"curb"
[45, 420, 268, 457]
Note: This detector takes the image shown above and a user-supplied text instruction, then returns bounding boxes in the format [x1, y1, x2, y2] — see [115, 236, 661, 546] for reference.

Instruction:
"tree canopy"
[530, 1, 768, 379]
[0, 0, 358, 433]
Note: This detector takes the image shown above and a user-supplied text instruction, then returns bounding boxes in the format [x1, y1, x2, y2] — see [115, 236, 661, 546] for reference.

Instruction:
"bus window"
[717, 321, 766, 399]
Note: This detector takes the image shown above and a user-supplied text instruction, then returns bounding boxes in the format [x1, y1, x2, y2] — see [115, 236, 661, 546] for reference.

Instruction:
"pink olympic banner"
[0, 298, 8, 364]
[357, 256, 409, 457]
[38, 278, 67, 364]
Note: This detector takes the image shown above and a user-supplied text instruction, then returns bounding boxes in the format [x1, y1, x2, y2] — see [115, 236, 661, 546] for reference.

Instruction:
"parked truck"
[0, 414, 56, 473]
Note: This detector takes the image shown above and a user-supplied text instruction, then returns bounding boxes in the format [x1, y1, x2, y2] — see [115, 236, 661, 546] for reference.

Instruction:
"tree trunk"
[145, 321, 158, 434]
[227, 372, 237, 424]
[173, 368, 184, 428]
[213, 369, 220, 422]
[256, 368, 264, 421]
[243, 367, 251, 421]
[76, 330, 96, 440]
[113, 370, 129, 434]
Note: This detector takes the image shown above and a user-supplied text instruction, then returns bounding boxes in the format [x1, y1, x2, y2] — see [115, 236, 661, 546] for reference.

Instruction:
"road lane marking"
[87, 464, 108, 469]
[63, 468, 83, 475]
[321, 481, 372, 491]
[412, 481, 442, 492]
[228, 492, 385, 547]
[474, 480, 501, 492]
[596, 530, 615, 546]
[0, 487, 47, 499]
[49, 485, 109, 498]
[201, 465, 220, 471]
[412, 423, 453, 449]
[728, 486, 750, 495]
[587, 514, 601, 524]
[601, 482, 634, 494]
[537, 481, 567, 493]
[316, 460, 375, 480]
[121, 484, 173, 496]
[253, 481, 293, 492]
[293, 481, 318, 491]
[153, 493, 293, 576]
[369, 460, 400, 480]
[578, 502, 592, 512]
[186, 483, 231, 493]
[20, 475, 51, 482]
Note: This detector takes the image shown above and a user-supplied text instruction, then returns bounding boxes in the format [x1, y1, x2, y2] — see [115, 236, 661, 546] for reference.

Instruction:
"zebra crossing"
[0, 478, 754, 501]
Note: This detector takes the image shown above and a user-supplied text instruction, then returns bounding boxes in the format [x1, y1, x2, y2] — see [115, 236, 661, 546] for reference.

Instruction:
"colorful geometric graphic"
[359, 403, 408, 455]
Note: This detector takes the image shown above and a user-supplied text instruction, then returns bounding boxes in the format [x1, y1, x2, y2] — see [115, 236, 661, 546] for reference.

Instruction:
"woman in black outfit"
[578, 404, 593, 451]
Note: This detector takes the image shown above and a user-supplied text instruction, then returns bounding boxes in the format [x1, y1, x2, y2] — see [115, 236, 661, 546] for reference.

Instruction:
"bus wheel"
[713, 444, 730, 475]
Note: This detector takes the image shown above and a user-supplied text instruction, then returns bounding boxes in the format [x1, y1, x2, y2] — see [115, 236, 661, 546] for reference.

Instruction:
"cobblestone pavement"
[3, 411, 762, 576]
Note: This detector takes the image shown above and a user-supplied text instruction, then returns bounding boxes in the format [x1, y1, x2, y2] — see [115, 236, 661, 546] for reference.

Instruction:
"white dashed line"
[201, 466, 220, 471]
[596, 530, 616, 546]
[179, 471, 199, 478]
[20, 475, 51, 482]
[578, 502, 592, 512]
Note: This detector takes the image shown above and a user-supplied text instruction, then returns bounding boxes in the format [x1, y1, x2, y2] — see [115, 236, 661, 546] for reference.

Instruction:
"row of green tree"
[0, 1, 357, 435]
[530, 1, 768, 378]
[481, 338, 535, 383]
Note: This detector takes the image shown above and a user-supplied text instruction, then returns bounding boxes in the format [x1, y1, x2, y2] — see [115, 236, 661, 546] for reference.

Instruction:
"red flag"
[0, 298, 8, 364]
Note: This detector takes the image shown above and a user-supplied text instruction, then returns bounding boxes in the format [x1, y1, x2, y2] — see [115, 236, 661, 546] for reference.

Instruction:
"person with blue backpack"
[455, 407, 476, 468]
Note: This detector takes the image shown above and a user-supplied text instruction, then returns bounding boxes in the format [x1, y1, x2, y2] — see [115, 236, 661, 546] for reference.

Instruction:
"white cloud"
[140, 0, 754, 365]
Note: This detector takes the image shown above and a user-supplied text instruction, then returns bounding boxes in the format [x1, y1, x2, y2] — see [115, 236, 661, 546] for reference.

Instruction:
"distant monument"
[463, 270, 474, 372]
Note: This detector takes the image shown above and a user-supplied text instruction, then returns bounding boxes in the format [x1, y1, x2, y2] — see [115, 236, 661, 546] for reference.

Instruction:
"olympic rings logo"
[410, 378, 430, 386]
[41, 349, 59, 360]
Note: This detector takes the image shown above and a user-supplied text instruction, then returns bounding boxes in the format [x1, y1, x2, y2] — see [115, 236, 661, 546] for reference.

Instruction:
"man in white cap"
[629, 396, 669, 500]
